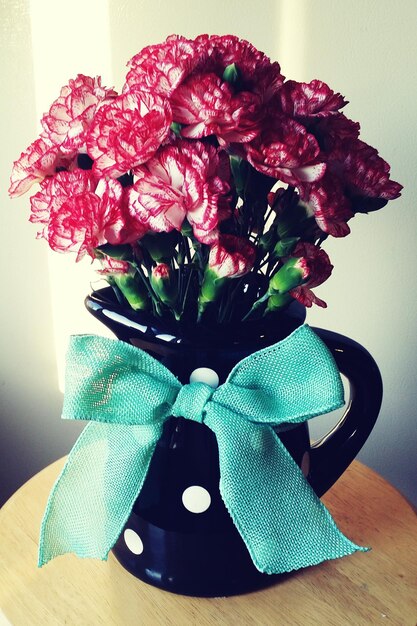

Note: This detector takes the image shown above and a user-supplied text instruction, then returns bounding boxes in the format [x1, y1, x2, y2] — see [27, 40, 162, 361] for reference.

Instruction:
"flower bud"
[97, 256, 148, 311]
[198, 234, 256, 319]
[269, 257, 309, 294]
[288, 242, 333, 308]
[208, 234, 256, 280]
[150, 263, 178, 308]
[198, 267, 224, 318]
[97, 256, 131, 275]
[113, 273, 149, 311]
[266, 242, 333, 313]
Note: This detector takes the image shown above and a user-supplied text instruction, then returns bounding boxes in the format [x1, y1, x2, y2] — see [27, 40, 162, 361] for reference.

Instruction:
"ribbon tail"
[38, 420, 162, 566]
[208, 413, 367, 574]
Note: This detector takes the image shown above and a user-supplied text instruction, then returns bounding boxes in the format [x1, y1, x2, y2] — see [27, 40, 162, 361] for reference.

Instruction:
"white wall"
[1, 0, 415, 506]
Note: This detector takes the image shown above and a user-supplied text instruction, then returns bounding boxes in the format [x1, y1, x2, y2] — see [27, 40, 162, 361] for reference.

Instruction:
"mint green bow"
[38, 325, 366, 573]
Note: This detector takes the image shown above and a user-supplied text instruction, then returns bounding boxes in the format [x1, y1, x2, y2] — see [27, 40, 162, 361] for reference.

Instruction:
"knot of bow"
[38, 324, 365, 573]
[172, 382, 214, 423]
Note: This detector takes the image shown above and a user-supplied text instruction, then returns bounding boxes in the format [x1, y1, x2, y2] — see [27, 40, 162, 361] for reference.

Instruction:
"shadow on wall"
[108, 0, 283, 80]
[292, 0, 417, 507]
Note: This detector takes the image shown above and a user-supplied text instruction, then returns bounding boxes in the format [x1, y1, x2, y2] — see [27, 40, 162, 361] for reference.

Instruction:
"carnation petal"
[87, 92, 172, 178]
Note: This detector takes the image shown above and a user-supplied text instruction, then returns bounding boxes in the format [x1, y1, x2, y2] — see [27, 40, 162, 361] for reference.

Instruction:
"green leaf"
[180, 219, 193, 238]
[222, 62, 240, 85]
[170, 121, 183, 137]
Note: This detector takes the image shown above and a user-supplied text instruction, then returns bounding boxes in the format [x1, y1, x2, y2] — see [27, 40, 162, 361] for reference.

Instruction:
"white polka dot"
[182, 486, 211, 513]
[189, 367, 219, 388]
[124, 528, 144, 554]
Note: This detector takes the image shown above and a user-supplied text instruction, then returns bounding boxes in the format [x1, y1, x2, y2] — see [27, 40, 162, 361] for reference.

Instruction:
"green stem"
[130, 261, 160, 317]
[181, 267, 194, 318]
[218, 276, 245, 323]
[183, 235, 192, 263]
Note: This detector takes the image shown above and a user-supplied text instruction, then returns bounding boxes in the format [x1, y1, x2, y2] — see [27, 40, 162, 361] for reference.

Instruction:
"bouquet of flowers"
[9, 34, 401, 325]
[12, 36, 401, 593]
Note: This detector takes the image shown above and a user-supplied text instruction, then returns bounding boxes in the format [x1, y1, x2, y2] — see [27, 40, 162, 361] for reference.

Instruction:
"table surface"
[0, 459, 416, 626]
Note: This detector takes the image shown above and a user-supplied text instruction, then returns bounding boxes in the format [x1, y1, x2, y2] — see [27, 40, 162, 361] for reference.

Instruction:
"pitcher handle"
[308, 327, 383, 496]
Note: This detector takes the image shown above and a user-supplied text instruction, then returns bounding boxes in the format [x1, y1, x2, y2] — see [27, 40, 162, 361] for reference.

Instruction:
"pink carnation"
[299, 137, 402, 237]
[208, 234, 256, 279]
[299, 172, 354, 237]
[87, 91, 172, 178]
[194, 34, 284, 102]
[309, 114, 360, 153]
[30, 169, 139, 260]
[9, 136, 76, 198]
[125, 35, 203, 97]
[170, 73, 261, 144]
[245, 115, 326, 185]
[280, 80, 347, 120]
[290, 242, 333, 308]
[41, 74, 117, 154]
[30, 169, 97, 239]
[128, 140, 231, 244]
[335, 139, 403, 202]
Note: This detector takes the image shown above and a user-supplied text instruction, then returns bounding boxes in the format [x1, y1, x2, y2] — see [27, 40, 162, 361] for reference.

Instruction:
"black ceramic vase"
[85, 287, 382, 597]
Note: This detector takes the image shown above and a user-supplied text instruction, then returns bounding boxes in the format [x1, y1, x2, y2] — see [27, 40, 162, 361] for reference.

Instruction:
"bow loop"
[172, 382, 214, 423]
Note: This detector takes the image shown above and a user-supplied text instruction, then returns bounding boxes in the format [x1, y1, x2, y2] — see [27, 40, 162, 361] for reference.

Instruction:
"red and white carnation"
[97, 256, 131, 275]
[125, 35, 203, 97]
[245, 115, 326, 185]
[299, 172, 354, 237]
[290, 242, 333, 308]
[334, 139, 403, 202]
[194, 34, 284, 102]
[87, 91, 172, 178]
[41, 74, 117, 155]
[9, 136, 76, 198]
[128, 140, 231, 244]
[170, 73, 261, 144]
[30, 169, 140, 260]
[311, 114, 361, 153]
[29, 168, 97, 239]
[300, 135, 402, 237]
[9, 33, 403, 321]
[208, 234, 256, 279]
[280, 80, 347, 120]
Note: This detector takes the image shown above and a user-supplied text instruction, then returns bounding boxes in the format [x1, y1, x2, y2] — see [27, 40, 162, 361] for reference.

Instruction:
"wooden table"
[1, 459, 416, 625]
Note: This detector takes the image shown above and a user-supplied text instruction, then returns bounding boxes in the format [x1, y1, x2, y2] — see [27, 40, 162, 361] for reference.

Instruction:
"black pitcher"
[85, 287, 382, 597]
